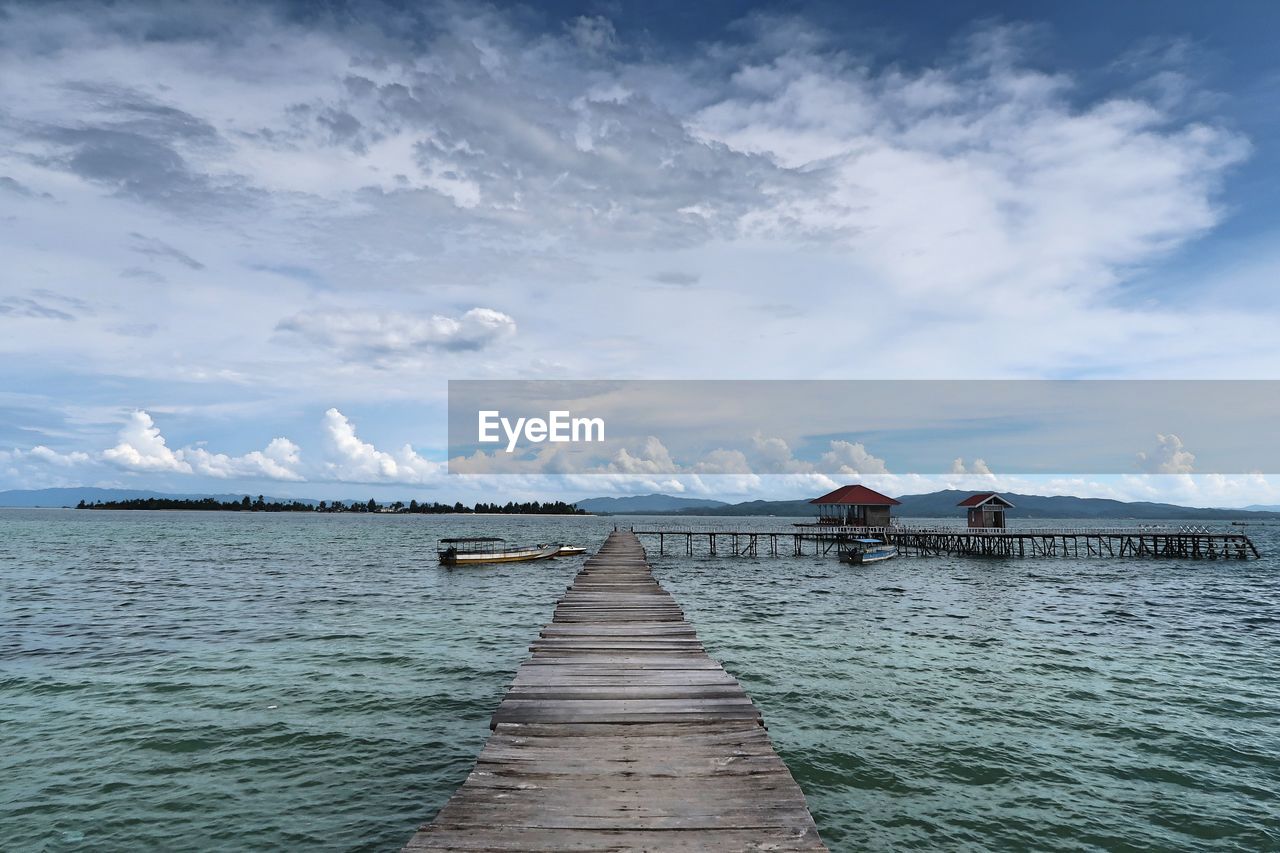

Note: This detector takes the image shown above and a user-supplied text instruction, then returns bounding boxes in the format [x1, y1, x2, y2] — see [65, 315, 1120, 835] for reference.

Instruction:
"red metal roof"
[957, 492, 1014, 508]
[810, 485, 901, 506]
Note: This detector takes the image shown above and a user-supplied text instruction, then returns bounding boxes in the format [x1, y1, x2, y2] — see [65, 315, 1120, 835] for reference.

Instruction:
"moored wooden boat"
[438, 537, 562, 566]
[839, 537, 897, 564]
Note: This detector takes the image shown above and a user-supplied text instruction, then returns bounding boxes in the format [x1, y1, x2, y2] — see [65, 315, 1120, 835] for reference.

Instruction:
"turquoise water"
[1, 509, 1277, 851]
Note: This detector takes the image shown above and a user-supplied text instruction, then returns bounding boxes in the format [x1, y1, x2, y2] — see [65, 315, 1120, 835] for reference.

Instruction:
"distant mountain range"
[575, 493, 728, 513]
[674, 498, 814, 516]
[587, 489, 1280, 520]
[0, 487, 319, 507]
[891, 491, 1280, 520]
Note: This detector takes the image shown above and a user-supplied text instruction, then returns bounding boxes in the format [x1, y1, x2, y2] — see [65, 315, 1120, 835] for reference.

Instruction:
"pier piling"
[629, 526, 1259, 560]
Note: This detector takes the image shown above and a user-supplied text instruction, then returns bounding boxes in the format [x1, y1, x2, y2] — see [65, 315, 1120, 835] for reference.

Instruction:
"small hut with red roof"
[810, 485, 900, 527]
[958, 492, 1014, 529]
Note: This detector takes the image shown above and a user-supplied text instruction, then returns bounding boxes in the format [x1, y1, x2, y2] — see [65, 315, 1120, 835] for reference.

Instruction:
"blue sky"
[2, 0, 1279, 506]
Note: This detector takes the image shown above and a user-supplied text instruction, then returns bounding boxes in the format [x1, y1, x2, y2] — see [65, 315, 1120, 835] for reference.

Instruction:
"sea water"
[1, 509, 1276, 851]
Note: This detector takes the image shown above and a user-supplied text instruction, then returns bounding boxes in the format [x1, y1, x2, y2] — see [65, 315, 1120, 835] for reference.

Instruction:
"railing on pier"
[628, 525, 1260, 560]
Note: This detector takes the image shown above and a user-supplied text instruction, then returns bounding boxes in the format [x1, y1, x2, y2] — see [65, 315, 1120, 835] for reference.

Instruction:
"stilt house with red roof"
[810, 485, 901, 527]
[958, 492, 1014, 529]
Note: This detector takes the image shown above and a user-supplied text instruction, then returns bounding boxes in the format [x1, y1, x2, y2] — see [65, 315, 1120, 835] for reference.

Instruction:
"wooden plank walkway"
[403, 531, 826, 852]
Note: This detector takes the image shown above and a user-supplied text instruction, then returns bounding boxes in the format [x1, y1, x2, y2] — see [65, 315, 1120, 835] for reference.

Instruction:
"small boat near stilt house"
[839, 538, 898, 565]
[438, 537, 563, 566]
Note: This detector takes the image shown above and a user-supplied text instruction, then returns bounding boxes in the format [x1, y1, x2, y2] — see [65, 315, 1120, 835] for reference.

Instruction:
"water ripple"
[2, 510, 1278, 852]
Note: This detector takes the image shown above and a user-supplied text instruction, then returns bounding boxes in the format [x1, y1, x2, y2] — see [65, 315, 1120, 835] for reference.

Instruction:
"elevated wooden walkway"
[629, 525, 1260, 560]
[403, 531, 825, 852]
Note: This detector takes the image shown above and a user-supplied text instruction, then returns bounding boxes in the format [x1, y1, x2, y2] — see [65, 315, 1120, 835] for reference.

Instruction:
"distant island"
[6, 485, 1277, 520]
[77, 496, 587, 515]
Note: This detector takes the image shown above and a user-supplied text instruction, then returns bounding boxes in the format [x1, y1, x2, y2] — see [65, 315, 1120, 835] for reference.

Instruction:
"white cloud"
[720, 434, 889, 476]
[184, 437, 305, 481]
[691, 448, 753, 474]
[1137, 433, 1195, 474]
[750, 432, 812, 474]
[102, 410, 192, 473]
[0, 6, 1262, 401]
[693, 27, 1248, 310]
[24, 445, 93, 467]
[818, 440, 890, 475]
[321, 407, 443, 483]
[446, 432, 890, 479]
[607, 436, 679, 475]
[951, 457, 995, 477]
[0, 444, 94, 491]
[7, 409, 1280, 508]
[278, 308, 517, 361]
[100, 410, 304, 480]
[0, 4, 1275, 496]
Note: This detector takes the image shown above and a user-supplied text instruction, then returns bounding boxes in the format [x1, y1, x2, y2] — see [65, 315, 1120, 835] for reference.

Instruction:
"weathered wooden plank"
[536, 623, 693, 630]
[508, 674, 742, 688]
[406, 827, 825, 851]
[478, 733, 781, 752]
[476, 751, 785, 767]
[529, 640, 707, 650]
[432, 801, 822, 825]
[402, 531, 826, 852]
[488, 722, 771, 740]
[496, 698, 761, 713]
[504, 685, 750, 699]
[518, 657, 726, 668]
[490, 708, 764, 723]
[456, 776, 809, 798]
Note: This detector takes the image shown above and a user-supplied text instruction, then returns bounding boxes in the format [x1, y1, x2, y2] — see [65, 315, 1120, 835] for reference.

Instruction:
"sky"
[2, 0, 1279, 507]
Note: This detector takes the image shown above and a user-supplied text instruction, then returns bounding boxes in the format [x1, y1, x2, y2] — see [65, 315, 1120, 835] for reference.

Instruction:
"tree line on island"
[76, 496, 587, 514]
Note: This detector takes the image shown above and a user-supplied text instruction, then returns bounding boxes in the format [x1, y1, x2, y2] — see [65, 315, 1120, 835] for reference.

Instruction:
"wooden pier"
[629, 526, 1260, 560]
[403, 531, 826, 852]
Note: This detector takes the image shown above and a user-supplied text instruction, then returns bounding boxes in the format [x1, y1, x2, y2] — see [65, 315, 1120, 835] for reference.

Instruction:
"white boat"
[839, 537, 898, 564]
[554, 545, 587, 556]
[438, 537, 562, 566]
